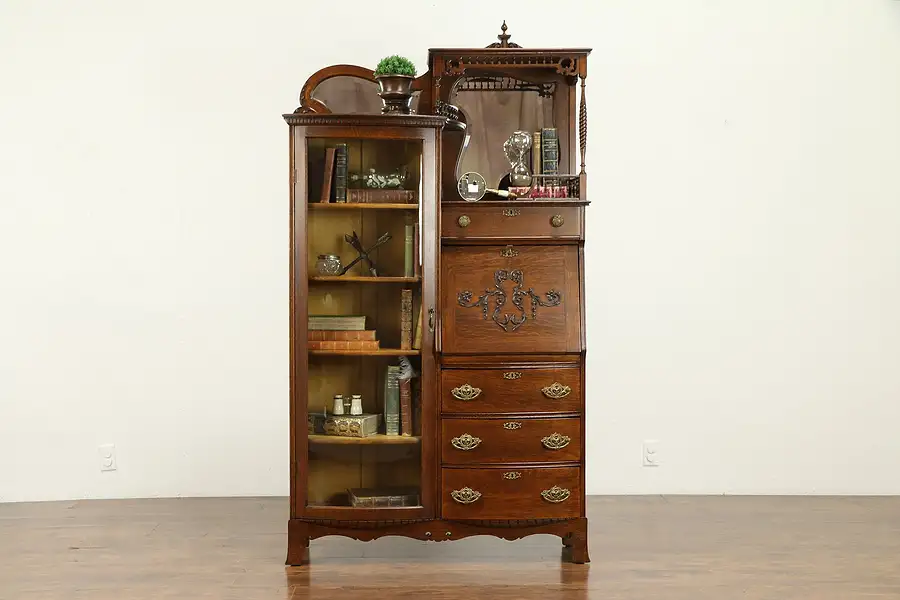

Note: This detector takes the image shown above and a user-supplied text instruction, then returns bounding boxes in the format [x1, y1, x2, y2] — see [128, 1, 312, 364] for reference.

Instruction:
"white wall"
[1, 0, 899, 502]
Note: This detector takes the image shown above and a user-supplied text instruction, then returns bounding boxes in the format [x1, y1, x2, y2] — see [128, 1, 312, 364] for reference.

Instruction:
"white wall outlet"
[642, 440, 660, 467]
[98, 444, 117, 472]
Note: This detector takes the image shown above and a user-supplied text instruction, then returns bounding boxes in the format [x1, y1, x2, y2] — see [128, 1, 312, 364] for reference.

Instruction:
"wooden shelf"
[309, 349, 420, 356]
[309, 276, 420, 283]
[308, 434, 421, 445]
[308, 203, 419, 210]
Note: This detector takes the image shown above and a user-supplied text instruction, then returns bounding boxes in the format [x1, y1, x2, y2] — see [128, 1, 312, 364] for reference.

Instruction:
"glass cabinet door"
[294, 129, 436, 517]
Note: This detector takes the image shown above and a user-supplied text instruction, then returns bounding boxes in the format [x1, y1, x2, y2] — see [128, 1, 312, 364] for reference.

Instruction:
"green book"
[404, 215, 415, 278]
[383, 365, 401, 436]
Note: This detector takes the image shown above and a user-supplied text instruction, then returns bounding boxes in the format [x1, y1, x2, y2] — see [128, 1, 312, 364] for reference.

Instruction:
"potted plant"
[374, 55, 417, 114]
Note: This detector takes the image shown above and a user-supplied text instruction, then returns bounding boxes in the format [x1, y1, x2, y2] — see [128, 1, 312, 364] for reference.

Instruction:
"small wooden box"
[323, 414, 381, 438]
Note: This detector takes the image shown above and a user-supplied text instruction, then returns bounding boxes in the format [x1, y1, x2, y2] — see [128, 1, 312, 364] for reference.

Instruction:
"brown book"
[400, 289, 413, 350]
[347, 189, 417, 204]
[320, 148, 336, 203]
[308, 330, 377, 341]
[412, 302, 423, 350]
[308, 340, 380, 351]
[413, 222, 420, 277]
[399, 377, 413, 437]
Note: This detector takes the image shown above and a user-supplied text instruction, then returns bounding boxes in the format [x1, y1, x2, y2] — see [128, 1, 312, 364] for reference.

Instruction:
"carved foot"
[286, 520, 310, 566]
[565, 518, 590, 564]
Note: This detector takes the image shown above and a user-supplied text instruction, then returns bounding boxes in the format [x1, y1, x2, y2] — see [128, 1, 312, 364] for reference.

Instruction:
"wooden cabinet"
[287, 23, 590, 566]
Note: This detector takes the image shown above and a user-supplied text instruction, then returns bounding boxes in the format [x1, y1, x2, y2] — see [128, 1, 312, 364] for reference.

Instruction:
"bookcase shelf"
[308, 434, 421, 445]
[309, 276, 420, 283]
[308, 203, 419, 210]
[308, 349, 421, 356]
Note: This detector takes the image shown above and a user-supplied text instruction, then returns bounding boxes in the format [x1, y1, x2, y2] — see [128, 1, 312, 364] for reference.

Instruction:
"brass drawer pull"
[451, 487, 482, 504]
[502, 471, 522, 480]
[503, 422, 522, 430]
[550, 214, 565, 228]
[541, 382, 571, 399]
[541, 433, 571, 450]
[451, 384, 482, 401]
[503, 371, 522, 379]
[541, 486, 571, 503]
[457, 215, 471, 228]
[451, 433, 482, 451]
[502, 208, 521, 217]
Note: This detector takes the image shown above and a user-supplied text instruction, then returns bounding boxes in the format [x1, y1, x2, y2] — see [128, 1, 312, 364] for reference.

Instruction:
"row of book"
[316, 144, 418, 204]
[384, 362, 416, 437]
[307, 293, 422, 351]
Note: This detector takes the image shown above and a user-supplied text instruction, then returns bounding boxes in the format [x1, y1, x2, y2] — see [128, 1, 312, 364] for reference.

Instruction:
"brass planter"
[375, 74, 414, 114]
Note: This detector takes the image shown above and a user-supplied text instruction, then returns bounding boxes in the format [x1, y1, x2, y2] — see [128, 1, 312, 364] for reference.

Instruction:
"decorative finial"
[498, 20, 511, 48]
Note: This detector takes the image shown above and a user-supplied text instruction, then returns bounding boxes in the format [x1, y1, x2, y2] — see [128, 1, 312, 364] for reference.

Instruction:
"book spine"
[541, 128, 559, 177]
[333, 144, 348, 203]
[308, 340, 380, 351]
[404, 216, 414, 278]
[413, 222, 420, 277]
[400, 289, 413, 350]
[412, 301, 423, 350]
[532, 130, 542, 177]
[347, 189, 416, 204]
[384, 366, 400, 436]
[320, 147, 336, 203]
[399, 377, 413, 436]
[308, 330, 377, 341]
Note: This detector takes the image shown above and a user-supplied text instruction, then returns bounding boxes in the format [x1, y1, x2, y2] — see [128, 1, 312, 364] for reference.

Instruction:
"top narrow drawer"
[442, 204, 583, 240]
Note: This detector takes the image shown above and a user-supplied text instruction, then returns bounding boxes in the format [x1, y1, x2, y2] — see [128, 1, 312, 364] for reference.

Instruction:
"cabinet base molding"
[286, 517, 589, 565]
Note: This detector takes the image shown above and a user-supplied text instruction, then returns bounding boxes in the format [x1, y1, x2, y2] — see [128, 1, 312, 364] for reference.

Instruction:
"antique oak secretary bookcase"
[285, 24, 590, 565]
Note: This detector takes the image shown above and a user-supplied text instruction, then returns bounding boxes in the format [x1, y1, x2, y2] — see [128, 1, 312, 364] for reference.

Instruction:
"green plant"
[374, 55, 417, 77]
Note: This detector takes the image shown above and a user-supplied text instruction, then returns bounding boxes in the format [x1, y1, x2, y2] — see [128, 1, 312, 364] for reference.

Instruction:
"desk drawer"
[441, 466, 581, 519]
[442, 417, 581, 464]
[441, 366, 581, 414]
[442, 204, 582, 240]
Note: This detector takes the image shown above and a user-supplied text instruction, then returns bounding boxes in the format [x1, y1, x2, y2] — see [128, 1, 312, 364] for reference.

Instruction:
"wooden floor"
[2, 496, 899, 599]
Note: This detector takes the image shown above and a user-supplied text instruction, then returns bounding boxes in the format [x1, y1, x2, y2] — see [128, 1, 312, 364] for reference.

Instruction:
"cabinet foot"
[286, 520, 310, 566]
[564, 518, 590, 564]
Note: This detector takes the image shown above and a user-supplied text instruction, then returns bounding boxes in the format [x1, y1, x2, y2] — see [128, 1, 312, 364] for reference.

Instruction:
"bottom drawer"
[441, 466, 581, 520]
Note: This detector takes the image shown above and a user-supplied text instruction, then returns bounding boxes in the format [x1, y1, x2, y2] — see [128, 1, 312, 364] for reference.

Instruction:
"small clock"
[457, 172, 487, 202]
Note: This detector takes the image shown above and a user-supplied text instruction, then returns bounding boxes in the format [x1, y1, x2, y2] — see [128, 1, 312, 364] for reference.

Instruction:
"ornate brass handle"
[503, 422, 522, 430]
[451, 487, 482, 504]
[541, 485, 571, 503]
[502, 471, 522, 480]
[541, 432, 571, 450]
[457, 215, 471, 228]
[550, 214, 565, 228]
[541, 382, 571, 399]
[451, 433, 482, 451]
[451, 383, 481, 401]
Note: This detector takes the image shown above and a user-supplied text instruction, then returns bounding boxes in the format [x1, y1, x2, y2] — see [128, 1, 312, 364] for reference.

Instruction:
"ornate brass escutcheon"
[550, 214, 565, 228]
[541, 432, 571, 450]
[541, 485, 571, 503]
[502, 208, 521, 217]
[499, 245, 518, 258]
[541, 382, 571, 399]
[502, 371, 522, 379]
[502, 471, 522, 480]
[451, 487, 482, 504]
[457, 215, 471, 228]
[502, 421, 523, 430]
[451, 383, 482, 401]
[451, 433, 482, 451]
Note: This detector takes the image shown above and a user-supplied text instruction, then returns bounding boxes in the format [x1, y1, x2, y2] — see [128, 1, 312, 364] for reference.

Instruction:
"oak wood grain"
[441, 365, 582, 414]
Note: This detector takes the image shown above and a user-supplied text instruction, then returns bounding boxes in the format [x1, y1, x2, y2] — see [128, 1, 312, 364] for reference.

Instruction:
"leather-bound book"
[333, 143, 348, 202]
[399, 377, 413, 436]
[319, 147, 336, 203]
[400, 289, 413, 350]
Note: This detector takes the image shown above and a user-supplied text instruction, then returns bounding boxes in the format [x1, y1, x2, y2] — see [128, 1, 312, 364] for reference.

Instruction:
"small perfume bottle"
[350, 394, 363, 415]
[332, 394, 345, 415]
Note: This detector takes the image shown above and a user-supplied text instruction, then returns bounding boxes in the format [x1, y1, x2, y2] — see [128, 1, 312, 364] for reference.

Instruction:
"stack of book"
[307, 315, 379, 351]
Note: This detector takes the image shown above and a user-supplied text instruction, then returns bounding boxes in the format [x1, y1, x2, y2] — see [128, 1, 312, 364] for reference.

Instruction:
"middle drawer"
[442, 417, 581, 464]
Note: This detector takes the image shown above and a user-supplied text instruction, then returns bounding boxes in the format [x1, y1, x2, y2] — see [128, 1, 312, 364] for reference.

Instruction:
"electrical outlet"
[98, 444, 117, 472]
[642, 440, 660, 467]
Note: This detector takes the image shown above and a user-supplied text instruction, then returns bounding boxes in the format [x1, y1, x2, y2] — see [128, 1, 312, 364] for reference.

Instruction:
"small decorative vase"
[316, 254, 342, 275]
[332, 394, 345, 415]
[503, 130, 533, 187]
[350, 395, 363, 416]
[375, 75, 415, 114]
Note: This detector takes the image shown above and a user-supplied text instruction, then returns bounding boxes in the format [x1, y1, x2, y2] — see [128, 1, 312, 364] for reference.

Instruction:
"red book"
[399, 377, 413, 436]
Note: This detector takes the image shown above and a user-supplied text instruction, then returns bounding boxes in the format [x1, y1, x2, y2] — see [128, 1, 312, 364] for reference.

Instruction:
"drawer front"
[441, 245, 582, 354]
[442, 205, 582, 240]
[442, 417, 581, 464]
[442, 466, 581, 519]
[442, 367, 581, 414]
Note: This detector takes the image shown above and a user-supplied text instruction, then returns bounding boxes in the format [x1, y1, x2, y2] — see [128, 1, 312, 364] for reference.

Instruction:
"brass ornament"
[550, 214, 565, 228]
[451, 433, 482, 451]
[541, 486, 571, 503]
[502, 208, 521, 217]
[541, 382, 571, 399]
[451, 383, 482, 401]
[457, 269, 562, 332]
[503, 422, 523, 430]
[458, 215, 471, 228]
[502, 371, 523, 379]
[502, 471, 522, 480]
[451, 487, 482, 504]
[541, 432, 571, 450]
[499, 246, 518, 258]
